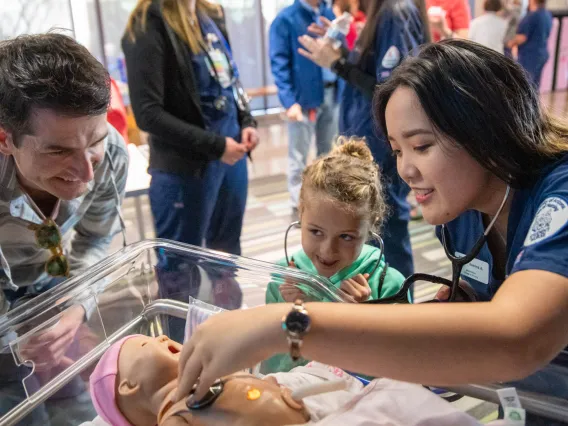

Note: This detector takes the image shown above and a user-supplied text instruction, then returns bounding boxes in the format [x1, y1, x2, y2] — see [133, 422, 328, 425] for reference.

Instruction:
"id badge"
[206, 48, 232, 89]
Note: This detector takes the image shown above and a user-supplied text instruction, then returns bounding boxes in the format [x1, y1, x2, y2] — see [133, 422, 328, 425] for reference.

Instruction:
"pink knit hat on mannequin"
[89, 335, 145, 426]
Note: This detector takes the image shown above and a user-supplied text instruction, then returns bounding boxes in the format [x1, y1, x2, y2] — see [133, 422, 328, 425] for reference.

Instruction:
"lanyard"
[198, 35, 237, 90]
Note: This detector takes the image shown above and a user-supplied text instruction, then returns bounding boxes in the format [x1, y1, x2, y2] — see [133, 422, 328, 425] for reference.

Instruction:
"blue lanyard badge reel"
[202, 33, 250, 113]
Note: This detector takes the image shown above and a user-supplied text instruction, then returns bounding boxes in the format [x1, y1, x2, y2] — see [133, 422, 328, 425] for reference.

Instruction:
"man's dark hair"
[484, 0, 502, 12]
[0, 33, 110, 146]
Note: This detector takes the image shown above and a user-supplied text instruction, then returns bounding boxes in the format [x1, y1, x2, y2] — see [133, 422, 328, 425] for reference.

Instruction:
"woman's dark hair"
[484, 0, 502, 12]
[0, 33, 110, 146]
[357, 0, 430, 58]
[374, 39, 568, 188]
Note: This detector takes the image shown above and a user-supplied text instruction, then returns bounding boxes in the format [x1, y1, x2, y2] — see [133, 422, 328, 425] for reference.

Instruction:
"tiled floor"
[108, 91, 568, 422]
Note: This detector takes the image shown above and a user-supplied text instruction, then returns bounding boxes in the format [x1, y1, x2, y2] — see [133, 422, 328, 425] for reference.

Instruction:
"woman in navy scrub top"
[123, 0, 259, 256]
[175, 40, 568, 425]
[507, 0, 553, 88]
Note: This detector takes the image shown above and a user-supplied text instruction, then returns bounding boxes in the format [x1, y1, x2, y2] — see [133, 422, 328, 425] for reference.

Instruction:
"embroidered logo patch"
[381, 46, 401, 69]
[524, 197, 568, 246]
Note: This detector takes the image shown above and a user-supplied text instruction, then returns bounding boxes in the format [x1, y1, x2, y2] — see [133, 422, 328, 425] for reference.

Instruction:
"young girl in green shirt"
[266, 138, 405, 305]
[263, 138, 406, 373]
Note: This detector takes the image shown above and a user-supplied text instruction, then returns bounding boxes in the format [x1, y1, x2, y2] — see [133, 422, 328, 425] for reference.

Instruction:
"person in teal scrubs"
[263, 137, 405, 373]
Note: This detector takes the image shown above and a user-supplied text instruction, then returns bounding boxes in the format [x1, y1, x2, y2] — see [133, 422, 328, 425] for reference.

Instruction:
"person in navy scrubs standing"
[295, 0, 429, 278]
[122, 0, 258, 256]
[507, 0, 552, 88]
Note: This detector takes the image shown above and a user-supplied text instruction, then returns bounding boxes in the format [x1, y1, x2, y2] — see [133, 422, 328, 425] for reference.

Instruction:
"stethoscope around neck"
[364, 184, 512, 304]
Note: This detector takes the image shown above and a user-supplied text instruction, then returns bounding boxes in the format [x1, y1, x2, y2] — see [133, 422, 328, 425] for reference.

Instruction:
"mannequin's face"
[117, 335, 182, 426]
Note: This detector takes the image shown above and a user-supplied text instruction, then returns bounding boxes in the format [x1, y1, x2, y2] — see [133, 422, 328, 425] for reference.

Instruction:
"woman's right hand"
[175, 304, 289, 403]
[221, 137, 247, 165]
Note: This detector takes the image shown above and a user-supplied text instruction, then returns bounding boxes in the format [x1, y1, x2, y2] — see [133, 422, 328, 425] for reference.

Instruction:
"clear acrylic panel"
[0, 239, 345, 425]
[0, 239, 567, 425]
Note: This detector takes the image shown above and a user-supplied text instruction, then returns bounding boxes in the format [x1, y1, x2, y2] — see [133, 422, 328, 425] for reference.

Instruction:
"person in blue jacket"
[269, 0, 340, 218]
[296, 0, 429, 278]
[175, 40, 568, 426]
[507, 0, 553, 88]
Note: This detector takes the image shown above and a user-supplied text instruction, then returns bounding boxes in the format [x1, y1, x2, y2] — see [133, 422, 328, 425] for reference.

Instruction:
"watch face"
[285, 310, 311, 334]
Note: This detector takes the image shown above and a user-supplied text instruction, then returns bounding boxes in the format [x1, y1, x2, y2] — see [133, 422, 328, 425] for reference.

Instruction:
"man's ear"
[118, 378, 140, 396]
[0, 127, 15, 155]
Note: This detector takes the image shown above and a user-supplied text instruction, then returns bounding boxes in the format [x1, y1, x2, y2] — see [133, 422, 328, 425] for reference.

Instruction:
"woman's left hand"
[175, 304, 289, 403]
[241, 127, 259, 152]
[298, 35, 342, 69]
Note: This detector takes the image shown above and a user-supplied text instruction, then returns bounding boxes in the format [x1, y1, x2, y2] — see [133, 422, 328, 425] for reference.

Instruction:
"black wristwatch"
[281, 299, 311, 361]
[331, 56, 348, 76]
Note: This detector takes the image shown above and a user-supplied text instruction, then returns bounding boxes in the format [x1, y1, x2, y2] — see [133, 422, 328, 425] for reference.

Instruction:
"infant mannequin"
[89, 335, 310, 426]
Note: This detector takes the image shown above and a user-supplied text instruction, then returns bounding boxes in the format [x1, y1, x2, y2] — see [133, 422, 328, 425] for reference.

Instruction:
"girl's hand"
[339, 273, 371, 302]
[280, 260, 306, 302]
[175, 304, 289, 403]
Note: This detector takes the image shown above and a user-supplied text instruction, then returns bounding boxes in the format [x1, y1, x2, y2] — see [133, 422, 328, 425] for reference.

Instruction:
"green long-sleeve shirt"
[261, 244, 406, 374]
[266, 244, 404, 304]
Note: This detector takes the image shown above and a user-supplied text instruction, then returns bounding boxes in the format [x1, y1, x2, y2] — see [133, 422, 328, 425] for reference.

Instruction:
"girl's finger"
[341, 280, 361, 300]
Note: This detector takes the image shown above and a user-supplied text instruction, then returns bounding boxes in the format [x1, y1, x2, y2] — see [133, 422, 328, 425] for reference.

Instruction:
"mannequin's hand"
[286, 103, 304, 122]
[175, 304, 289, 403]
[279, 261, 306, 302]
[221, 137, 247, 165]
[20, 305, 85, 371]
[298, 35, 342, 69]
[340, 274, 371, 302]
[241, 127, 259, 152]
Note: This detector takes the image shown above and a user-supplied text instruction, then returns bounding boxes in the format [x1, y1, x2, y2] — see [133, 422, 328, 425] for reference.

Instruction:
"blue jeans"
[287, 87, 339, 208]
[149, 157, 248, 256]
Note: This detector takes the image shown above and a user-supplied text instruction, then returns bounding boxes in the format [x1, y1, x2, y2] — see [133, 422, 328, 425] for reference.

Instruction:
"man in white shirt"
[469, 0, 509, 54]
